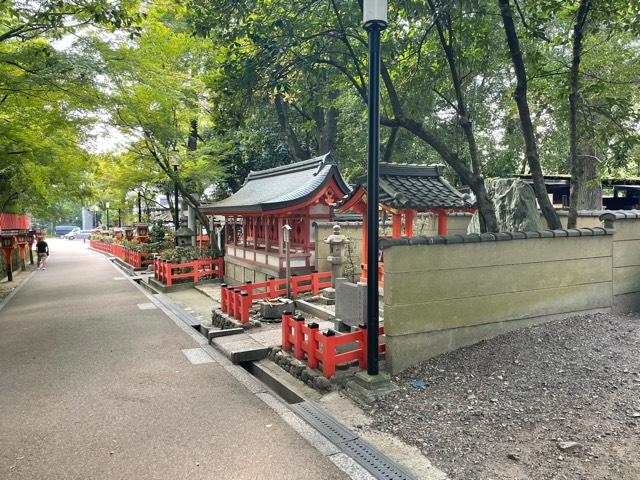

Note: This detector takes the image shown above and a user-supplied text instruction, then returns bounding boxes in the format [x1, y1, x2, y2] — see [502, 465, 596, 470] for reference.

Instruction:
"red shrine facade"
[337, 163, 475, 282]
[201, 154, 351, 285]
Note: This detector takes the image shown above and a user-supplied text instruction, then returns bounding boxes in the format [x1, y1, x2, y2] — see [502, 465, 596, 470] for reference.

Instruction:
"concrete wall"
[223, 257, 271, 286]
[381, 228, 614, 373]
[600, 211, 640, 312]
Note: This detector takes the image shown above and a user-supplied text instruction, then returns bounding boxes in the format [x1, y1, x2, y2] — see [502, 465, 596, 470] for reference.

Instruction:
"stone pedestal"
[317, 287, 336, 305]
[345, 371, 398, 405]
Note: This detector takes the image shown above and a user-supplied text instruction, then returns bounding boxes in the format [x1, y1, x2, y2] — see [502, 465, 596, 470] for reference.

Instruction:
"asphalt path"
[0, 239, 347, 480]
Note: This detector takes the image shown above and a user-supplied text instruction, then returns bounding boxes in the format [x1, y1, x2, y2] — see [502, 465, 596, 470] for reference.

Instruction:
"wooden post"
[391, 212, 402, 238]
[405, 209, 414, 237]
[437, 209, 448, 235]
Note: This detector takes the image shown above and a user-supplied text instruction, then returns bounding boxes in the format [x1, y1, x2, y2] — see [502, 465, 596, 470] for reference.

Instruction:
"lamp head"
[282, 223, 292, 243]
[105, 201, 110, 209]
[363, 0, 388, 29]
[171, 150, 180, 167]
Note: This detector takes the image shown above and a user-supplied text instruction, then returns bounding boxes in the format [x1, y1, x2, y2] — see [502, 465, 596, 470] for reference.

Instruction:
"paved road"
[0, 239, 347, 480]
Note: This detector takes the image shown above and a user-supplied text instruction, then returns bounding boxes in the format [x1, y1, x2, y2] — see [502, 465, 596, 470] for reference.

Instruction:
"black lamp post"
[137, 190, 142, 223]
[364, 0, 387, 376]
[105, 201, 110, 229]
[171, 151, 180, 246]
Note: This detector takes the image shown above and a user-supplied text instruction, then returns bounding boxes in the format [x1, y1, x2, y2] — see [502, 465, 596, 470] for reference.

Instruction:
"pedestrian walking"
[35, 238, 49, 270]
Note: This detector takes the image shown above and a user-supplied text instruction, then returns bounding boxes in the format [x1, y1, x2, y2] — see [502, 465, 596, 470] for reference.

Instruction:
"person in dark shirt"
[35, 239, 49, 270]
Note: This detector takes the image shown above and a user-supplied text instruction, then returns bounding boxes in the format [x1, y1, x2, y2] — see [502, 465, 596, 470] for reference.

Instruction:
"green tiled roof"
[201, 153, 350, 213]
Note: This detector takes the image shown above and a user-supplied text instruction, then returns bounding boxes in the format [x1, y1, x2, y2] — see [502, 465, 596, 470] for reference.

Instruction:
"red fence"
[281, 312, 386, 378]
[220, 271, 332, 324]
[0, 213, 30, 230]
[154, 257, 224, 286]
[90, 240, 154, 269]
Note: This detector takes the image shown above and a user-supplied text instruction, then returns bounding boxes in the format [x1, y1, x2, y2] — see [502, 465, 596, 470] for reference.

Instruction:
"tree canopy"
[1, 0, 639, 231]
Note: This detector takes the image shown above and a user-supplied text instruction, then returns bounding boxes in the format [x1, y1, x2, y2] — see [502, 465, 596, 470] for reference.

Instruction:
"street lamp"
[137, 189, 143, 223]
[363, 0, 387, 376]
[171, 151, 180, 245]
[105, 201, 110, 229]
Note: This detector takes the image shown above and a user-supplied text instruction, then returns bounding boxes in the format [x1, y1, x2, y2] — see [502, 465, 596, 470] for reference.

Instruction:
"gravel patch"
[369, 313, 640, 480]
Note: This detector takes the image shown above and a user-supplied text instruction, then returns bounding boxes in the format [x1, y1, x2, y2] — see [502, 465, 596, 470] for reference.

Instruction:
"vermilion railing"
[220, 271, 332, 324]
[153, 257, 224, 286]
[0, 213, 30, 230]
[90, 240, 154, 270]
[281, 312, 386, 378]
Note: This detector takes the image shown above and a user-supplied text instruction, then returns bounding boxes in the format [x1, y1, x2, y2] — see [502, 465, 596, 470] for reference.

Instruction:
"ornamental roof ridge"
[246, 152, 335, 181]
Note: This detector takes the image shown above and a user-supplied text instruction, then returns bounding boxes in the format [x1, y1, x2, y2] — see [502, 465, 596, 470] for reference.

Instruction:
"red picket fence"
[220, 271, 332, 324]
[154, 257, 224, 286]
[281, 312, 386, 378]
[0, 213, 30, 230]
[125, 249, 154, 269]
[90, 240, 154, 269]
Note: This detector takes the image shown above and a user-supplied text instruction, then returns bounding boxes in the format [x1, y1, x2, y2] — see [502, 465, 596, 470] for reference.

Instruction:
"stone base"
[345, 371, 398, 405]
[211, 309, 261, 330]
[260, 298, 294, 319]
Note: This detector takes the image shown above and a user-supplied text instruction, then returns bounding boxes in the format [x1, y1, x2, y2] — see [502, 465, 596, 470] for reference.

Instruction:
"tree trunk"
[567, 0, 592, 228]
[379, 57, 499, 232]
[274, 93, 309, 161]
[187, 119, 198, 151]
[498, 0, 561, 230]
[383, 126, 399, 163]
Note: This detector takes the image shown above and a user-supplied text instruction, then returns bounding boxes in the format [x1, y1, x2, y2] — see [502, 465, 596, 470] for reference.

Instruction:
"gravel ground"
[370, 313, 640, 480]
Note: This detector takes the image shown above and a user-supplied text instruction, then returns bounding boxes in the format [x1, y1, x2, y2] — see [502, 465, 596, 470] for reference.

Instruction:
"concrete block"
[208, 327, 244, 340]
[211, 334, 269, 364]
[335, 278, 366, 327]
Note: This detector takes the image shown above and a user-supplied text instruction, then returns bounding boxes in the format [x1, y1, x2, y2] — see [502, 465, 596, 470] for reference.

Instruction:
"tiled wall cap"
[444, 235, 465, 244]
[494, 232, 512, 241]
[556, 209, 604, 217]
[380, 227, 613, 248]
[599, 210, 640, 222]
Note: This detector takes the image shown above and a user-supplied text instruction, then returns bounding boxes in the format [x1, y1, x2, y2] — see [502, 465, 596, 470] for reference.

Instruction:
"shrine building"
[201, 153, 351, 285]
[336, 163, 475, 282]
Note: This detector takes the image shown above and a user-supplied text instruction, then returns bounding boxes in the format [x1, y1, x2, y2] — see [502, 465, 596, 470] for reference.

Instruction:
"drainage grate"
[289, 401, 357, 444]
[289, 401, 415, 480]
[340, 438, 413, 480]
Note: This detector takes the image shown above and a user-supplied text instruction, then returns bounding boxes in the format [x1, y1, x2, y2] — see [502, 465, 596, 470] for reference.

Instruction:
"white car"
[63, 228, 82, 240]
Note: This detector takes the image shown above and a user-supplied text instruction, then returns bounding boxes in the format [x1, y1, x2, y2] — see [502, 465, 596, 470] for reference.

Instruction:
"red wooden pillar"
[391, 212, 402, 238]
[405, 209, 414, 237]
[437, 209, 448, 235]
[265, 216, 271, 252]
[304, 207, 311, 267]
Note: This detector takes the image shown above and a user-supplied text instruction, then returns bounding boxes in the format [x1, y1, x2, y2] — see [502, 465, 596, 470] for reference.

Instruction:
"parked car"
[63, 228, 86, 240]
[55, 225, 79, 237]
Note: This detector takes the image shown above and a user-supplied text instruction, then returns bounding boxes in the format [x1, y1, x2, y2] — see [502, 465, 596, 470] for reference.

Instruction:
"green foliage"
[149, 222, 170, 243]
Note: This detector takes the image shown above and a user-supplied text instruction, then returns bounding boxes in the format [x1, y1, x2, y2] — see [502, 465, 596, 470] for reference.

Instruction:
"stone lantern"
[134, 223, 149, 242]
[323, 224, 350, 288]
[175, 226, 195, 247]
[124, 227, 135, 241]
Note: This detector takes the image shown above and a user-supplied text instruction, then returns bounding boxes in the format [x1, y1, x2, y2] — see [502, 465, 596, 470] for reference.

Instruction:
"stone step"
[210, 333, 270, 364]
